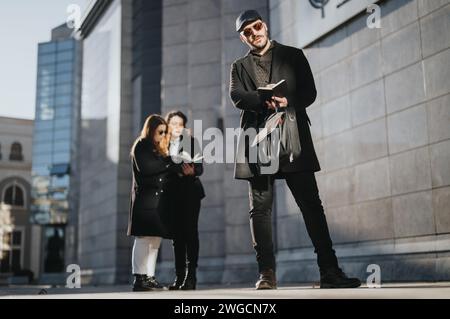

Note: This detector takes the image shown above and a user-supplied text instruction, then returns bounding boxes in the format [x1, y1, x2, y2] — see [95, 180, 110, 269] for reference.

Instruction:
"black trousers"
[248, 171, 339, 273]
[172, 179, 201, 271]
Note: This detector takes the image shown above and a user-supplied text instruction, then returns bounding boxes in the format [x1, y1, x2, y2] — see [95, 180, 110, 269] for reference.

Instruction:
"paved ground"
[1, 282, 450, 299]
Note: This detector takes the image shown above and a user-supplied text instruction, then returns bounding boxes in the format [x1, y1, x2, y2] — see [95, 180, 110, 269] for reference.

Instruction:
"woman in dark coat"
[127, 114, 181, 292]
[165, 111, 205, 290]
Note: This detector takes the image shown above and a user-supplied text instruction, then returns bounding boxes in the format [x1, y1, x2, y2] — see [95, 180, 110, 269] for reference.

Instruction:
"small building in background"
[0, 116, 36, 284]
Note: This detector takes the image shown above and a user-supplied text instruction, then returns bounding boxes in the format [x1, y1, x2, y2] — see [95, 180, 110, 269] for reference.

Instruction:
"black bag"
[255, 107, 301, 175]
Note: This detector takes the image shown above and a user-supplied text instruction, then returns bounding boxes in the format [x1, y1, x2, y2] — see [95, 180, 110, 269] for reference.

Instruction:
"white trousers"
[132, 236, 162, 276]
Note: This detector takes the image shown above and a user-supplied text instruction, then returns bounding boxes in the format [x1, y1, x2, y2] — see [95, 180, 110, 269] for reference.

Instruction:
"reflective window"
[56, 62, 73, 73]
[35, 120, 54, 131]
[38, 74, 55, 87]
[55, 117, 71, 130]
[43, 226, 65, 272]
[11, 249, 21, 271]
[38, 64, 56, 77]
[53, 152, 70, 163]
[55, 95, 71, 105]
[9, 142, 24, 161]
[53, 129, 71, 141]
[57, 51, 73, 62]
[39, 42, 56, 54]
[38, 108, 55, 121]
[32, 165, 49, 176]
[0, 229, 25, 273]
[37, 96, 54, 106]
[56, 72, 72, 84]
[57, 40, 74, 51]
[3, 183, 25, 206]
[33, 131, 53, 143]
[52, 175, 70, 188]
[0, 251, 10, 273]
[38, 54, 56, 65]
[12, 231, 22, 246]
[32, 175, 51, 190]
[33, 142, 53, 154]
[55, 84, 71, 95]
[37, 107, 54, 121]
[55, 106, 71, 118]
[50, 164, 70, 176]
[38, 85, 55, 97]
[51, 192, 68, 201]
[33, 153, 52, 165]
[53, 141, 70, 153]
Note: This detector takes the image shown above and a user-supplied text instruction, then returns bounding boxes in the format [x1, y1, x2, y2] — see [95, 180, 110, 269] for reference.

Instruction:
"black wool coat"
[170, 135, 205, 200]
[229, 41, 321, 179]
[166, 136, 205, 234]
[127, 138, 179, 237]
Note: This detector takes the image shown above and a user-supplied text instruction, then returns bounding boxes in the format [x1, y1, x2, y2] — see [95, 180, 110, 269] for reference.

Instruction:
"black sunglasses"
[242, 21, 263, 38]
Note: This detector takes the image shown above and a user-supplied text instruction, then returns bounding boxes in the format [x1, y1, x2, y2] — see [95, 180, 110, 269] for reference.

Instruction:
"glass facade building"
[31, 24, 82, 273]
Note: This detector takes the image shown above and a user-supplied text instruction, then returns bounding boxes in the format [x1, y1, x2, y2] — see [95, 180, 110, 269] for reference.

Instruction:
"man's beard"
[251, 32, 268, 49]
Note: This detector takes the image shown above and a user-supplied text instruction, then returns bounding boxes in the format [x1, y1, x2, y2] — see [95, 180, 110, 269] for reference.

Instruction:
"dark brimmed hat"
[235, 10, 262, 32]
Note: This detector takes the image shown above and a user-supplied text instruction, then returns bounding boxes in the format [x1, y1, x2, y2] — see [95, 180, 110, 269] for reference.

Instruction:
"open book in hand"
[171, 151, 204, 163]
[257, 79, 287, 101]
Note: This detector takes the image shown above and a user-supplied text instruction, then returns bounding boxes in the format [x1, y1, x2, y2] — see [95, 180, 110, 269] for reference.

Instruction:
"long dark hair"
[130, 115, 168, 157]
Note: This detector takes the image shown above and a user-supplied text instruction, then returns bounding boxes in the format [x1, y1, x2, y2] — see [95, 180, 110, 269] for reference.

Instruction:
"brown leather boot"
[255, 269, 277, 290]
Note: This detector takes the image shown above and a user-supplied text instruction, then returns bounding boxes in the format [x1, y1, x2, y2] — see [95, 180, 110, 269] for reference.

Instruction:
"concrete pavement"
[1, 282, 450, 299]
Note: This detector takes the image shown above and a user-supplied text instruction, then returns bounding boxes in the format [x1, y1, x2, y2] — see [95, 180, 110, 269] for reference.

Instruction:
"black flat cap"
[235, 10, 262, 32]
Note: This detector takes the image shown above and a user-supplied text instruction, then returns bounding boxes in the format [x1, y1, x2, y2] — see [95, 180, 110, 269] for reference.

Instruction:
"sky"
[0, 0, 91, 120]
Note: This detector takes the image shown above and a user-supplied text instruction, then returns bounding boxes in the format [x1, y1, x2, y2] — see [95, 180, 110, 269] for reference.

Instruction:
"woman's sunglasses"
[241, 21, 263, 38]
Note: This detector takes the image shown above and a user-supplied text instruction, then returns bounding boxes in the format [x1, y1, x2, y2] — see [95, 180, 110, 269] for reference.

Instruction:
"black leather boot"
[132, 274, 153, 292]
[180, 267, 197, 290]
[146, 276, 166, 290]
[169, 269, 186, 290]
[320, 268, 361, 289]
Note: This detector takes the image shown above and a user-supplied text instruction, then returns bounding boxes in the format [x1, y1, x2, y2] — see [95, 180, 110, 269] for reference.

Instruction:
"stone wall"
[158, 0, 270, 284]
[271, 0, 450, 282]
[78, 0, 133, 284]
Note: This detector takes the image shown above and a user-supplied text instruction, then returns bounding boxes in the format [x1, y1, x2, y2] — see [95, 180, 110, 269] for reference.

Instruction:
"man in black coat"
[229, 10, 361, 289]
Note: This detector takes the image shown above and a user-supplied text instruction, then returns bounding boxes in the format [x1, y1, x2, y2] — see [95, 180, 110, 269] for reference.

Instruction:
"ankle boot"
[180, 267, 197, 290]
[146, 276, 166, 290]
[320, 268, 361, 289]
[169, 268, 186, 290]
[132, 274, 153, 292]
[255, 269, 277, 290]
